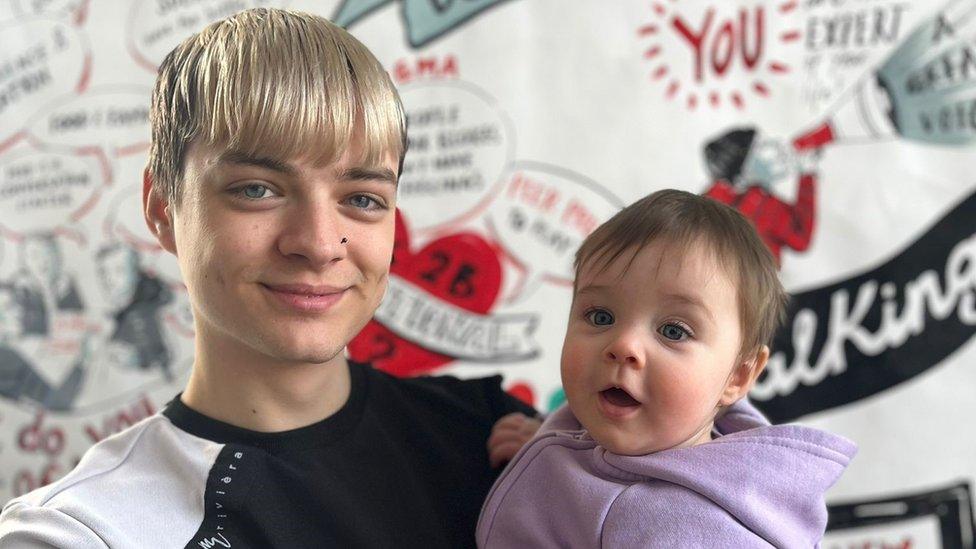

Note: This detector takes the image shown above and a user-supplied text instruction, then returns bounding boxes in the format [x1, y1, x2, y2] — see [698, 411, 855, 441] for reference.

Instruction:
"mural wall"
[1, 0, 974, 546]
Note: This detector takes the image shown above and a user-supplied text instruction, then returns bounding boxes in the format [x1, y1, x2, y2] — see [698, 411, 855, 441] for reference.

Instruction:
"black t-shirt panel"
[164, 361, 536, 548]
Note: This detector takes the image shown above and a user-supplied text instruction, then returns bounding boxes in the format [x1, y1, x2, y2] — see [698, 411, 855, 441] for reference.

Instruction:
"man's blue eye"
[349, 195, 378, 209]
[586, 309, 614, 326]
[659, 323, 689, 341]
[240, 184, 270, 199]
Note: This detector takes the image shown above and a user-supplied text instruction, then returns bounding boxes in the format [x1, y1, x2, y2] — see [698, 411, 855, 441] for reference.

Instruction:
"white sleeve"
[0, 501, 108, 549]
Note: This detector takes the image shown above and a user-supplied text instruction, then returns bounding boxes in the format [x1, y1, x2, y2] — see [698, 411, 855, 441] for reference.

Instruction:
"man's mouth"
[260, 283, 348, 312]
[263, 283, 347, 295]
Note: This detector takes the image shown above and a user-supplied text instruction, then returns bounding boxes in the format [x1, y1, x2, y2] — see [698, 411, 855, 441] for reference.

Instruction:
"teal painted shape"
[547, 387, 566, 413]
[402, 0, 509, 47]
[333, 0, 394, 27]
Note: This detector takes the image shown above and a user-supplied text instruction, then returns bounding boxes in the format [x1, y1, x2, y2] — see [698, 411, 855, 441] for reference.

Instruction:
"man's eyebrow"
[218, 151, 297, 176]
[338, 166, 398, 185]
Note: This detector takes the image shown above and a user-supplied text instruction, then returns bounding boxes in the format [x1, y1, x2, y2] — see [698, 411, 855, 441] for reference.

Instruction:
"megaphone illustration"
[794, 0, 976, 150]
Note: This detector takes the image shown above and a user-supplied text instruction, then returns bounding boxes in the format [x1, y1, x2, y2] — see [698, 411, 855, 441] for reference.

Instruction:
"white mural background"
[0, 0, 974, 546]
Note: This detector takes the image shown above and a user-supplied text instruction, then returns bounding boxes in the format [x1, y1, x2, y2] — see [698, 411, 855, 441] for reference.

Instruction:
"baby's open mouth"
[600, 387, 639, 407]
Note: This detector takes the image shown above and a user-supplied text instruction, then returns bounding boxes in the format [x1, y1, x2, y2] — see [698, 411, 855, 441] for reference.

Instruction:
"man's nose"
[277, 199, 347, 268]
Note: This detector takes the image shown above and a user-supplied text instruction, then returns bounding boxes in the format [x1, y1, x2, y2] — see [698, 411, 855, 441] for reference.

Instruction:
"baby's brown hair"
[574, 189, 787, 360]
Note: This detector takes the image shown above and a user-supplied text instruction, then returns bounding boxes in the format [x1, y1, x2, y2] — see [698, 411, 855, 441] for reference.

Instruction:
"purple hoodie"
[477, 399, 856, 548]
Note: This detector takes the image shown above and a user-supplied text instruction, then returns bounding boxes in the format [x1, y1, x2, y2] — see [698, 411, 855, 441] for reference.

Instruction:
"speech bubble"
[0, 150, 103, 235]
[333, 0, 389, 28]
[0, 18, 89, 152]
[486, 162, 623, 302]
[103, 153, 185, 284]
[398, 80, 515, 232]
[27, 86, 151, 160]
[102, 182, 183, 285]
[103, 183, 157, 252]
[0, 0, 19, 21]
[126, 0, 288, 72]
[12, 0, 86, 19]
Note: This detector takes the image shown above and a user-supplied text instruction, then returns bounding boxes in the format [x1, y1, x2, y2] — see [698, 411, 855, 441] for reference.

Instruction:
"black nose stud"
[340, 237, 348, 244]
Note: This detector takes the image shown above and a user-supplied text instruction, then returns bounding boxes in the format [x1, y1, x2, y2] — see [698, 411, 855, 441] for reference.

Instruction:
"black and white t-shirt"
[0, 362, 535, 548]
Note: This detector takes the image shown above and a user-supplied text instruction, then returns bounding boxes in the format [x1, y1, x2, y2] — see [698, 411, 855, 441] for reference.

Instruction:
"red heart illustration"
[349, 210, 504, 376]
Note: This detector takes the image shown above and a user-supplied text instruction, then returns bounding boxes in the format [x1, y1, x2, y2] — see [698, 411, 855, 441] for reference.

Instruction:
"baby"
[477, 189, 855, 548]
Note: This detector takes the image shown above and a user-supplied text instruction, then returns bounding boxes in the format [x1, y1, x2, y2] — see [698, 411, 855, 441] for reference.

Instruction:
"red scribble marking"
[653, 2, 666, 17]
[710, 91, 720, 107]
[115, 225, 161, 252]
[484, 221, 530, 304]
[666, 80, 681, 99]
[652, 65, 669, 80]
[687, 93, 698, 110]
[77, 146, 112, 184]
[638, 24, 659, 35]
[780, 30, 801, 42]
[52, 227, 86, 245]
[70, 186, 102, 223]
[779, 1, 798, 13]
[0, 225, 25, 242]
[73, 0, 91, 26]
[75, 54, 92, 94]
[164, 312, 195, 338]
[414, 176, 506, 238]
[0, 130, 26, 155]
[644, 45, 662, 59]
[753, 81, 770, 96]
[25, 133, 44, 149]
[768, 61, 791, 73]
[731, 92, 744, 109]
[115, 142, 150, 157]
[127, 5, 158, 74]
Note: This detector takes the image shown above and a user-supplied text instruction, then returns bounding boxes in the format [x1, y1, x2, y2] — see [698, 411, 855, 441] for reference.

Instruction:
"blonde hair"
[574, 189, 787, 360]
[148, 8, 406, 204]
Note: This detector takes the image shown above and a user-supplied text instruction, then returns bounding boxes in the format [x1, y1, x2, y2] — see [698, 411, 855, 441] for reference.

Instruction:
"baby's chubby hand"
[487, 412, 543, 468]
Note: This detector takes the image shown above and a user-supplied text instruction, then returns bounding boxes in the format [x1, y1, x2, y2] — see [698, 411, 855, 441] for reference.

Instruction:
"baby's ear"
[719, 345, 769, 407]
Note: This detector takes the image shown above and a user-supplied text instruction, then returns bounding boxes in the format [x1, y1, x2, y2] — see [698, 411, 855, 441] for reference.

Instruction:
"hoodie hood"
[598, 401, 857, 548]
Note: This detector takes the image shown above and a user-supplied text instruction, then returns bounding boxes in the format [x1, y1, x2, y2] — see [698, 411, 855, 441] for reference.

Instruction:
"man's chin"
[250, 335, 348, 366]
[273, 346, 346, 366]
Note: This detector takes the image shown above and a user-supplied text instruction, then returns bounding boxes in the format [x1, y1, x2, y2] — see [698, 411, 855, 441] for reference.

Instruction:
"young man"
[0, 9, 535, 548]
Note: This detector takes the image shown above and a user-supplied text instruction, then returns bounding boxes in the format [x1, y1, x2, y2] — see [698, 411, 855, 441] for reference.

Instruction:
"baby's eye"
[659, 322, 691, 341]
[585, 308, 614, 326]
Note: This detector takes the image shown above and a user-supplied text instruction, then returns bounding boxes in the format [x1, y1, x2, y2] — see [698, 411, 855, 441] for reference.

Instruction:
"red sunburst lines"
[780, 30, 801, 42]
[768, 61, 791, 73]
[779, 1, 798, 13]
[637, 24, 658, 36]
[644, 45, 662, 59]
[666, 80, 681, 99]
[651, 65, 670, 80]
[710, 91, 720, 107]
[687, 93, 698, 111]
[731, 92, 744, 109]
[753, 81, 770, 96]
[652, 2, 667, 17]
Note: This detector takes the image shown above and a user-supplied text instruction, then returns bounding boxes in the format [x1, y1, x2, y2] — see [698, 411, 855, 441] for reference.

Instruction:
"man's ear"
[143, 168, 177, 255]
[719, 345, 769, 407]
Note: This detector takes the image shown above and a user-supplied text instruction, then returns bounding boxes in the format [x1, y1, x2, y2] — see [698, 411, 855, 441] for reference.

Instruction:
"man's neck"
[181, 334, 352, 433]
